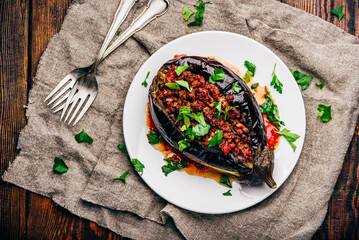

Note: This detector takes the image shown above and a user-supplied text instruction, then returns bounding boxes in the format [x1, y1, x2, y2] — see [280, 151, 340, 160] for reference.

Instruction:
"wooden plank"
[0, 0, 30, 239]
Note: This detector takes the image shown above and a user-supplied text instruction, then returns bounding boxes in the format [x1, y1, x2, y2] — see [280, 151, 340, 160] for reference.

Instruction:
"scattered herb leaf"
[187, 123, 211, 140]
[113, 170, 128, 183]
[315, 80, 325, 89]
[182, 6, 195, 21]
[53, 157, 68, 174]
[244, 60, 256, 76]
[176, 80, 193, 91]
[142, 71, 150, 87]
[131, 158, 145, 175]
[214, 100, 222, 120]
[275, 128, 300, 151]
[195, 163, 205, 168]
[75, 129, 93, 144]
[317, 104, 332, 122]
[209, 68, 225, 84]
[118, 144, 128, 154]
[147, 129, 162, 145]
[290, 69, 313, 90]
[223, 190, 232, 196]
[270, 64, 283, 94]
[178, 139, 190, 151]
[251, 83, 259, 90]
[187, 0, 211, 27]
[331, 5, 345, 20]
[208, 130, 223, 147]
[161, 158, 188, 176]
[116, 30, 122, 36]
[223, 107, 237, 121]
[232, 83, 240, 93]
[260, 95, 285, 129]
[220, 175, 232, 188]
[175, 66, 189, 76]
[243, 71, 251, 83]
[165, 82, 181, 90]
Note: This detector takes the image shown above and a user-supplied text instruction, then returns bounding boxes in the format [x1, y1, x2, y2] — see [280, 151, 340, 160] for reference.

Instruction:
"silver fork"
[46, 0, 169, 125]
[45, 0, 138, 112]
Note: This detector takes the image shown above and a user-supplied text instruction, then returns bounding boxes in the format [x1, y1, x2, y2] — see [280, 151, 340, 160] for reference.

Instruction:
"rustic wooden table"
[1, 0, 358, 239]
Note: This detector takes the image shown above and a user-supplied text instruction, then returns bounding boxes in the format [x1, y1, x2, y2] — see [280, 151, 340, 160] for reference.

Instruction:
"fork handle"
[100, 0, 169, 61]
[95, 0, 138, 65]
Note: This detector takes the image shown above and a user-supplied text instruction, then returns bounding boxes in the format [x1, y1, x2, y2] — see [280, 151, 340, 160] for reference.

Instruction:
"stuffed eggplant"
[149, 56, 276, 188]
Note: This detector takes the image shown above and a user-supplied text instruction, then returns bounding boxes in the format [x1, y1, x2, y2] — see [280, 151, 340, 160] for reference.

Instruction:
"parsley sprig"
[209, 68, 225, 84]
[260, 94, 285, 129]
[318, 104, 332, 122]
[275, 128, 300, 151]
[184, 0, 212, 27]
[290, 69, 313, 90]
[243, 60, 256, 83]
[131, 158, 145, 175]
[75, 129, 93, 144]
[53, 157, 68, 174]
[142, 71, 150, 87]
[147, 129, 162, 145]
[208, 130, 223, 147]
[331, 5, 345, 20]
[114, 171, 128, 183]
[161, 158, 188, 176]
[270, 63, 283, 94]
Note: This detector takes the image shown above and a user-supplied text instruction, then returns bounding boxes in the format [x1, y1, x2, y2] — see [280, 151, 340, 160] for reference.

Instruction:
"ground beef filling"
[157, 66, 254, 161]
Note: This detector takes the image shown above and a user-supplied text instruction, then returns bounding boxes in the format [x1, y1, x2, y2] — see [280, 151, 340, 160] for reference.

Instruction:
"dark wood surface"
[0, 0, 358, 239]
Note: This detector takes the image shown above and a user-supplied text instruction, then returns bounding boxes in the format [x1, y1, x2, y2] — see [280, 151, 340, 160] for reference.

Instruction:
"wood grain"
[0, 0, 358, 239]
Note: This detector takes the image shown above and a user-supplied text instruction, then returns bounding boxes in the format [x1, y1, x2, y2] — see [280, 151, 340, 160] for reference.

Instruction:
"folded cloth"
[3, 0, 359, 239]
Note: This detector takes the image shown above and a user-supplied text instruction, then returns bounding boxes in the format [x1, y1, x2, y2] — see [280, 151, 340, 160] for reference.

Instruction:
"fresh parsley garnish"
[223, 107, 237, 121]
[118, 143, 128, 155]
[161, 158, 188, 176]
[209, 68, 225, 84]
[270, 64, 283, 94]
[141, 71, 150, 87]
[75, 129, 93, 144]
[53, 157, 68, 174]
[243, 71, 251, 83]
[317, 104, 332, 122]
[147, 129, 162, 145]
[214, 100, 222, 120]
[113, 170, 128, 183]
[232, 83, 240, 93]
[175, 66, 189, 76]
[244, 60, 256, 76]
[182, 6, 195, 21]
[251, 83, 259, 90]
[165, 82, 181, 90]
[220, 175, 232, 188]
[331, 5, 345, 20]
[275, 128, 300, 151]
[315, 80, 325, 89]
[178, 139, 190, 151]
[176, 80, 193, 91]
[131, 158, 145, 175]
[176, 107, 192, 126]
[116, 30, 122, 36]
[290, 69, 313, 90]
[187, 0, 211, 27]
[208, 130, 223, 147]
[223, 190, 232, 196]
[186, 123, 210, 140]
[260, 94, 285, 129]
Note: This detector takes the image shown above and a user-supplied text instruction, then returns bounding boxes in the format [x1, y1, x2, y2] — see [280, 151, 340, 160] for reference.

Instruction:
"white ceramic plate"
[123, 31, 305, 214]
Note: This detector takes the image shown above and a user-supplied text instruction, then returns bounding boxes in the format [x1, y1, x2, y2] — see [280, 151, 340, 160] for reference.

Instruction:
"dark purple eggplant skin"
[149, 56, 276, 187]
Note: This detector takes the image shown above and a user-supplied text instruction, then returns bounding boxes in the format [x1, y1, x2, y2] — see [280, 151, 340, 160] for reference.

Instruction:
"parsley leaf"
[223, 190, 232, 196]
[142, 71, 150, 87]
[187, 0, 211, 27]
[275, 128, 300, 151]
[175, 66, 189, 76]
[131, 158, 145, 175]
[161, 158, 188, 176]
[331, 5, 345, 20]
[176, 80, 193, 91]
[187, 123, 211, 140]
[190, 112, 206, 126]
[113, 170, 128, 183]
[223, 106, 237, 120]
[165, 82, 181, 90]
[220, 175, 232, 188]
[317, 104, 332, 122]
[209, 68, 225, 84]
[315, 80, 325, 89]
[243, 71, 251, 83]
[260, 95, 285, 129]
[208, 130, 223, 147]
[75, 129, 93, 144]
[182, 6, 194, 21]
[290, 69, 313, 90]
[251, 83, 259, 90]
[214, 100, 222, 120]
[116, 30, 122, 36]
[244, 60, 256, 76]
[178, 139, 190, 151]
[118, 144, 128, 154]
[232, 83, 240, 93]
[147, 129, 162, 145]
[53, 157, 68, 174]
[270, 64, 283, 94]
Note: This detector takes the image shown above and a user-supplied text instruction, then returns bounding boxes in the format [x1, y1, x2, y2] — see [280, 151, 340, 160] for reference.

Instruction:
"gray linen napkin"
[3, 0, 359, 239]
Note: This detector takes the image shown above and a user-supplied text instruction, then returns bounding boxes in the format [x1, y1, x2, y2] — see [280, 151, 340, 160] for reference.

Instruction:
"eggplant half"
[149, 56, 276, 188]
